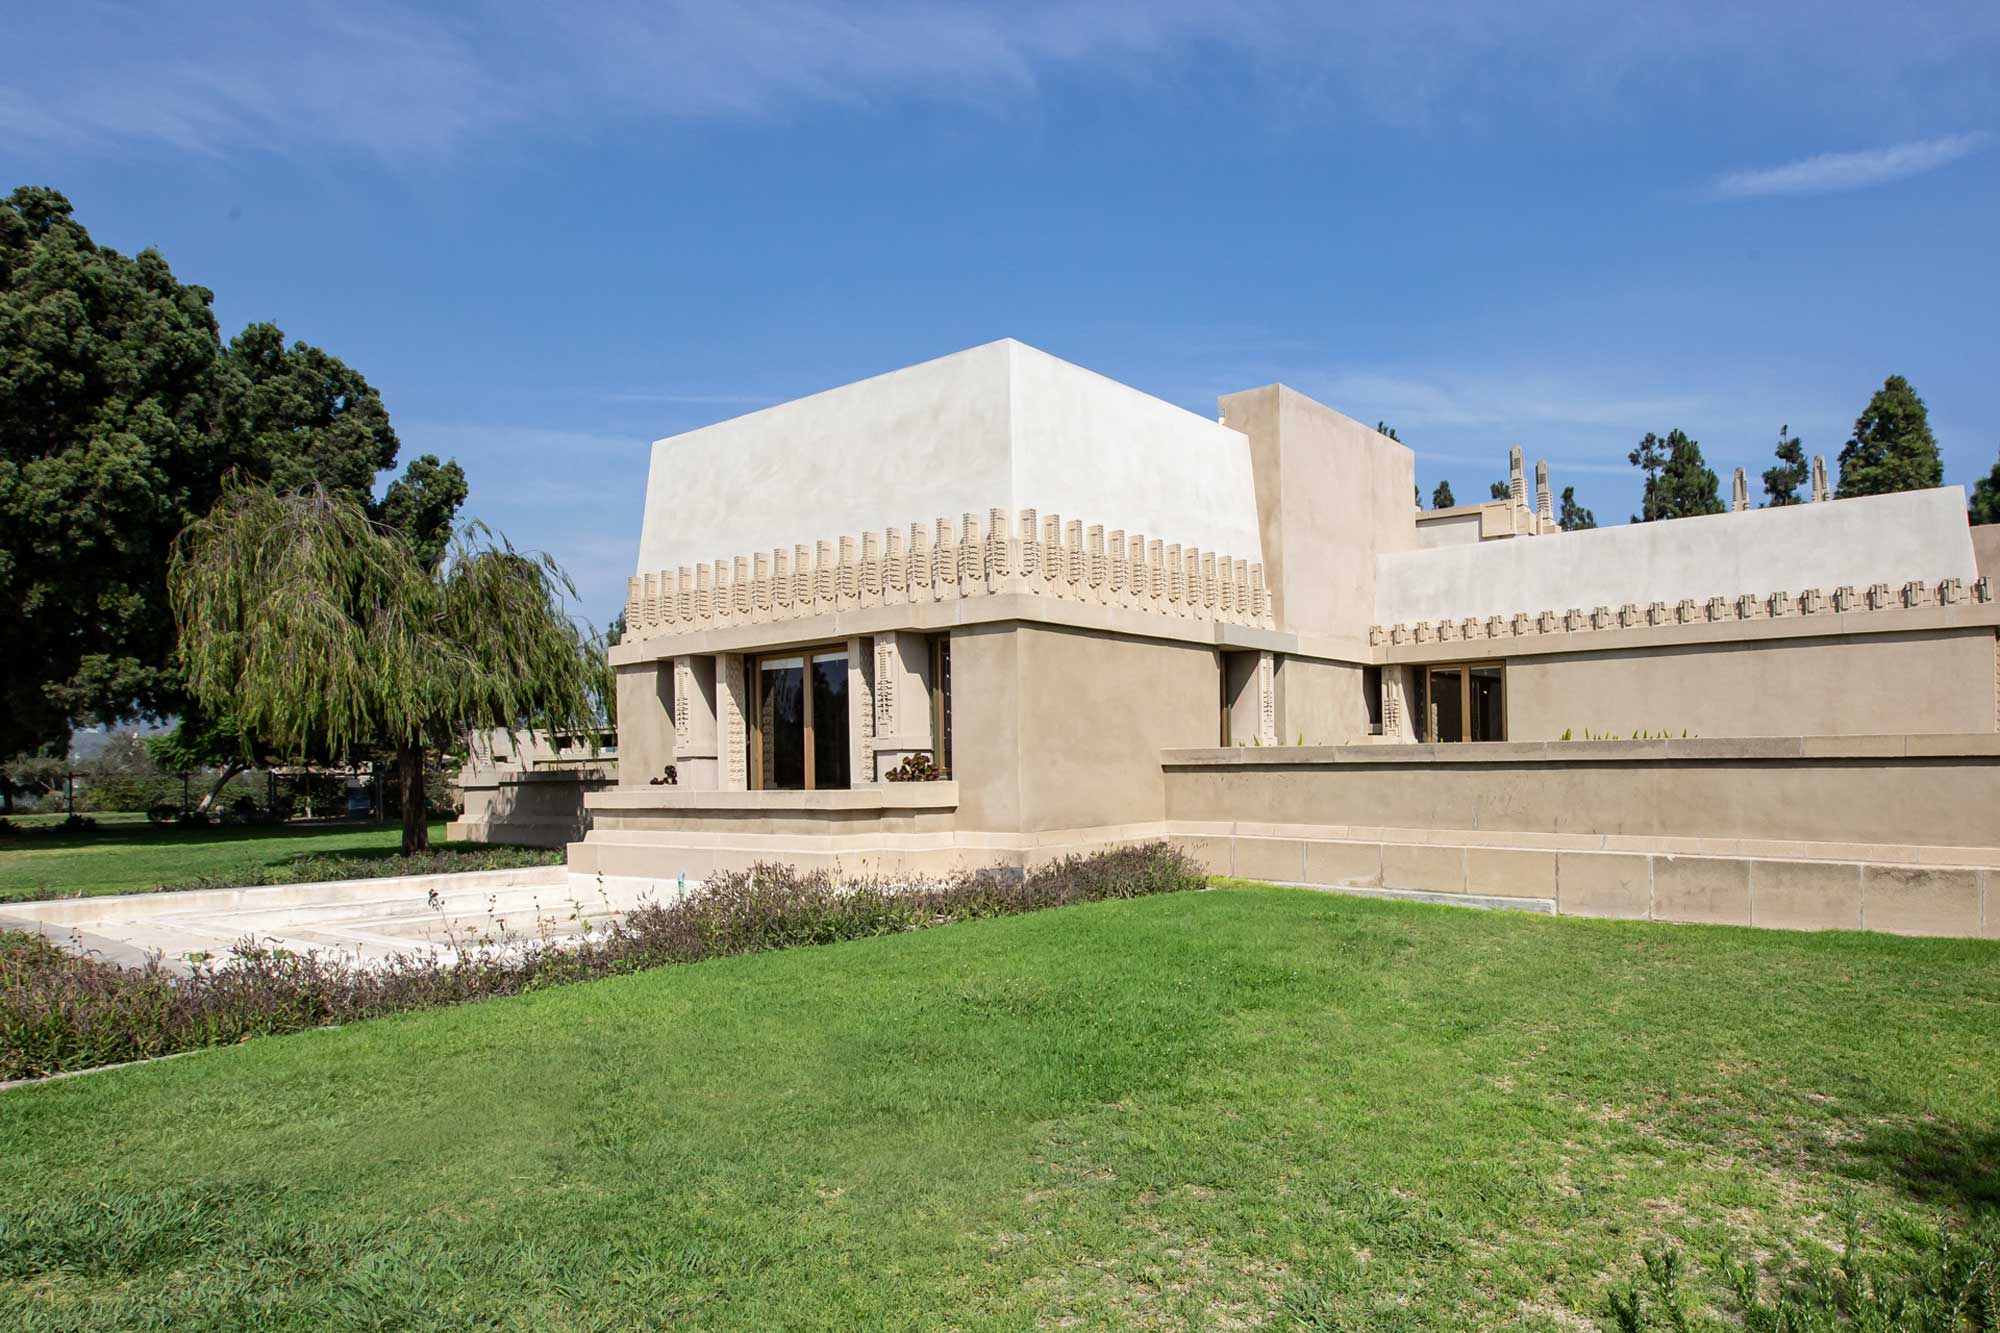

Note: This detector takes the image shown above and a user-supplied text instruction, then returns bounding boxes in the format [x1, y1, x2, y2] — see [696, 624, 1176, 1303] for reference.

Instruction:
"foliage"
[1838, 375, 1943, 498]
[0, 187, 466, 757]
[1630, 428, 1724, 522]
[1968, 453, 2000, 526]
[1430, 479, 1456, 509]
[1606, 1220, 2000, 1331]
[1491, 479, 1511, 501]
[169, 484, 605, 854]
[883, 752, 944, 782]
[1375, 420, 1399, 441]
[0, 842, 1204, 1080]
[70, 732, 179, 813]
[1559, 485, 1598, 530]
[1764, 423, 1810, 506]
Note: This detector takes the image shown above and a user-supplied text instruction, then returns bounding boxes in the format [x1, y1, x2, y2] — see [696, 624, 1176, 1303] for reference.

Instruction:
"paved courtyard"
[0, 867, 673, 971]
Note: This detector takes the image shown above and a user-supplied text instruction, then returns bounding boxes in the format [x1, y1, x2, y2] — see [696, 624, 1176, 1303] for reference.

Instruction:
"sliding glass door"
[1423, 661, 1506, 743]
[752, 646, 850, 789]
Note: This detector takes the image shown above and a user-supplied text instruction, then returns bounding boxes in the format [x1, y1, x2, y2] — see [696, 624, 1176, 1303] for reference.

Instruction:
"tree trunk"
[397, 741, 429, 856]
[194, 759, 248, 813]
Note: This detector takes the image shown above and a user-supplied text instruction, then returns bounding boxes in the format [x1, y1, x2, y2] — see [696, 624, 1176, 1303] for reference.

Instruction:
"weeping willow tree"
[169, 484, 608, 854]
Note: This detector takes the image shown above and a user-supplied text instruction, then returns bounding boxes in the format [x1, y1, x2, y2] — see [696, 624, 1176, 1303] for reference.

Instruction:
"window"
[929, 635, 953, 777]
[750, 645, 850, 789]
[1422, 661, 1505, 743]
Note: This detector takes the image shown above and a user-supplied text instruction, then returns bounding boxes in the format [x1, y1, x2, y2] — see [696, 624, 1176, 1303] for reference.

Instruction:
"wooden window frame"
[748, 643, 850, 791]
[928, 635, 953, 778]
[1423, 660, 1506, 744]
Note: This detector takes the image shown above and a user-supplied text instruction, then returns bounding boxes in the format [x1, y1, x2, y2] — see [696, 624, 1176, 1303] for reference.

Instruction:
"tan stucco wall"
[1275, 655, 1369, 745]
[1503, 628, 1996, 739]
[948, 622, 1023, 832]
[1974, 524, 2000, 581]
[1012, 624, 1221, 832]
[614, 664, 675, 787]
[1163, 741, 2000, 850]
[1219, 384, 1414, 648]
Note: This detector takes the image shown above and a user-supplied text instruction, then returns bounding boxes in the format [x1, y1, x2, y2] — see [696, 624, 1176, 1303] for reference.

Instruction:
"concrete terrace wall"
[1375, 488, 1978, 626]
[637, 340, 1263, 577]
[1163, 737, 2000, 936]
[1503, 628, 1997, 740]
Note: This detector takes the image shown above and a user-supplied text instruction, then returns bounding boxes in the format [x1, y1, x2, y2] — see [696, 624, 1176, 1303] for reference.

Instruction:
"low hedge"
[1, 842, 1205, 1081]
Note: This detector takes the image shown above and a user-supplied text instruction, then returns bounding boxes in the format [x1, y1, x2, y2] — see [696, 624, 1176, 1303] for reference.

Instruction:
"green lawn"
[2, 885, 1995, 1330]
[0, 819, 452, 902]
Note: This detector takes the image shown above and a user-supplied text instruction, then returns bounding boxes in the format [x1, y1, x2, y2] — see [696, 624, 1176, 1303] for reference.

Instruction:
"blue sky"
[7, 1, 1998, 629]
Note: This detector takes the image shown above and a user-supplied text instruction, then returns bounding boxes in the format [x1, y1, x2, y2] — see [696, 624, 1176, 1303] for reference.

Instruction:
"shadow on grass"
[1846, 1120, 2000, 1217]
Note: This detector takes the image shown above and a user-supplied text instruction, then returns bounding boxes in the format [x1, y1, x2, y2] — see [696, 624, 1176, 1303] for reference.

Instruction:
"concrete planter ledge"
[586, 782, 960, 813]
[1164, 733, 2000, 767]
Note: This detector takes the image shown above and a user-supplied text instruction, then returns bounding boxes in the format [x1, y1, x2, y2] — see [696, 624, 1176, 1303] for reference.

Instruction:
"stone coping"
[1164, 820, 2000, 869]
[586, 782, 960, 813]
[1163, 733, 2000, 767]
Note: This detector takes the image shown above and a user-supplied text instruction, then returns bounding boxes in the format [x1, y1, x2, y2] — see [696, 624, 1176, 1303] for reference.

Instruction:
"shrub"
[1606, 1220, 2000, 1331]
[883, 752, 943, 782]
[0, 842, 1205, 1081]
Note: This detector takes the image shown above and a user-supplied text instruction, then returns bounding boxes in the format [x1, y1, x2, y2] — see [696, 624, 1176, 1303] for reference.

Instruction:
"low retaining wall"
[1163, 735, 2000, 938]
[449, 768, 614, 848]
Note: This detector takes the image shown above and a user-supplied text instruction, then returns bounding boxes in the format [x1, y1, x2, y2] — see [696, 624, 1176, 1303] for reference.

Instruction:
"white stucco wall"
[1374, 488, 1979, 625]
[634, 340, 1264, 575]
[1004, 343, 1263, 557]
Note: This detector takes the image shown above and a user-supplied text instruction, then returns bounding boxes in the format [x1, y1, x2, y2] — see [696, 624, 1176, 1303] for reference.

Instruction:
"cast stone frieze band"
[1368, 575, 1993, 647]
[623, 506, 1273, 641]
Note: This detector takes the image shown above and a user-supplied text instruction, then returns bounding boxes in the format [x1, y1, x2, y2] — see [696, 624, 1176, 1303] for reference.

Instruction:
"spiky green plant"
[169, 484, 606, 854]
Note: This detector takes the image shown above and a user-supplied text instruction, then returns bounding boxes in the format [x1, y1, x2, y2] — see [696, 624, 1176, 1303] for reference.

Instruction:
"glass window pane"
[811, 653, 849, 790]
[758, 657, 806, 789]
[1468, 665, 1505, 742]
[1431, 668, 1463, 743]
[934, 638, 952, 777]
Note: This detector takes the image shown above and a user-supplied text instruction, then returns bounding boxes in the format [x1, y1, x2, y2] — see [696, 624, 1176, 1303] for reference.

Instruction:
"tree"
[1629, 429, 1722, 522]
[2, 186, 226, 755]
[1490, 480, 1510, 501]
[170, 485, 605, 854]
[1762, 424, 1809, 507]
[380, 454, 470, 570]
[0, 186, 466, 757]
[1837, 375, 1942, 497]
[1431, 480, 1455, 509]
[1558, 486, 1597, 531]
[1375, 421, 1399, 442]
[1970, 452, 2000, 525]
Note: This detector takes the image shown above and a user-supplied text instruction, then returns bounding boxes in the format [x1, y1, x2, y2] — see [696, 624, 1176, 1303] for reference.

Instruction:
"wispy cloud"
[1705, 132, 1989, 199]
[7, 2, 1996, 162]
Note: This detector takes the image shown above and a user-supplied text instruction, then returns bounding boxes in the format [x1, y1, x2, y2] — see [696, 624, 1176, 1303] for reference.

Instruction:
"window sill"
[587, 782, 959, 813]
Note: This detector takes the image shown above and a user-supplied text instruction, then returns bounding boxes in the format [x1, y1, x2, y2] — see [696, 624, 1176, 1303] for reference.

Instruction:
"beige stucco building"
[460, 340, 2000, 937]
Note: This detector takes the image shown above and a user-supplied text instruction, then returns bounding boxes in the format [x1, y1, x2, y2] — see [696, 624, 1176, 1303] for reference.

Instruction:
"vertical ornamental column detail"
[718, 653, 748, 791]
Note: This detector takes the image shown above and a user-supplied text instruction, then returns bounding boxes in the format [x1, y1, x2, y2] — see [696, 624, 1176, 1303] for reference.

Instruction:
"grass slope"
[2, 885, 1996, 1330]
[0, 820, 458, 902]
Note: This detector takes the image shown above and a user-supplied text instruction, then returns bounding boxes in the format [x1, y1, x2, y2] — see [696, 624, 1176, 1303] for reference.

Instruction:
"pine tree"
[1375, 421, 1399, 442]
[1630, 430, 1722, 521]
[1761, 425, 1809, 506]
[1970, 452, 2000, 525]
[1558, 487, 1597, 531]
[1490, 480, 1510, 501]
[1837, 375, 1942, 497]
[1431, 480, 1455, 509]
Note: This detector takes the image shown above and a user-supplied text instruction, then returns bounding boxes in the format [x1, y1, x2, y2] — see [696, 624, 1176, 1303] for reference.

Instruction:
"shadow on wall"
[454, 771, 610, 849]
